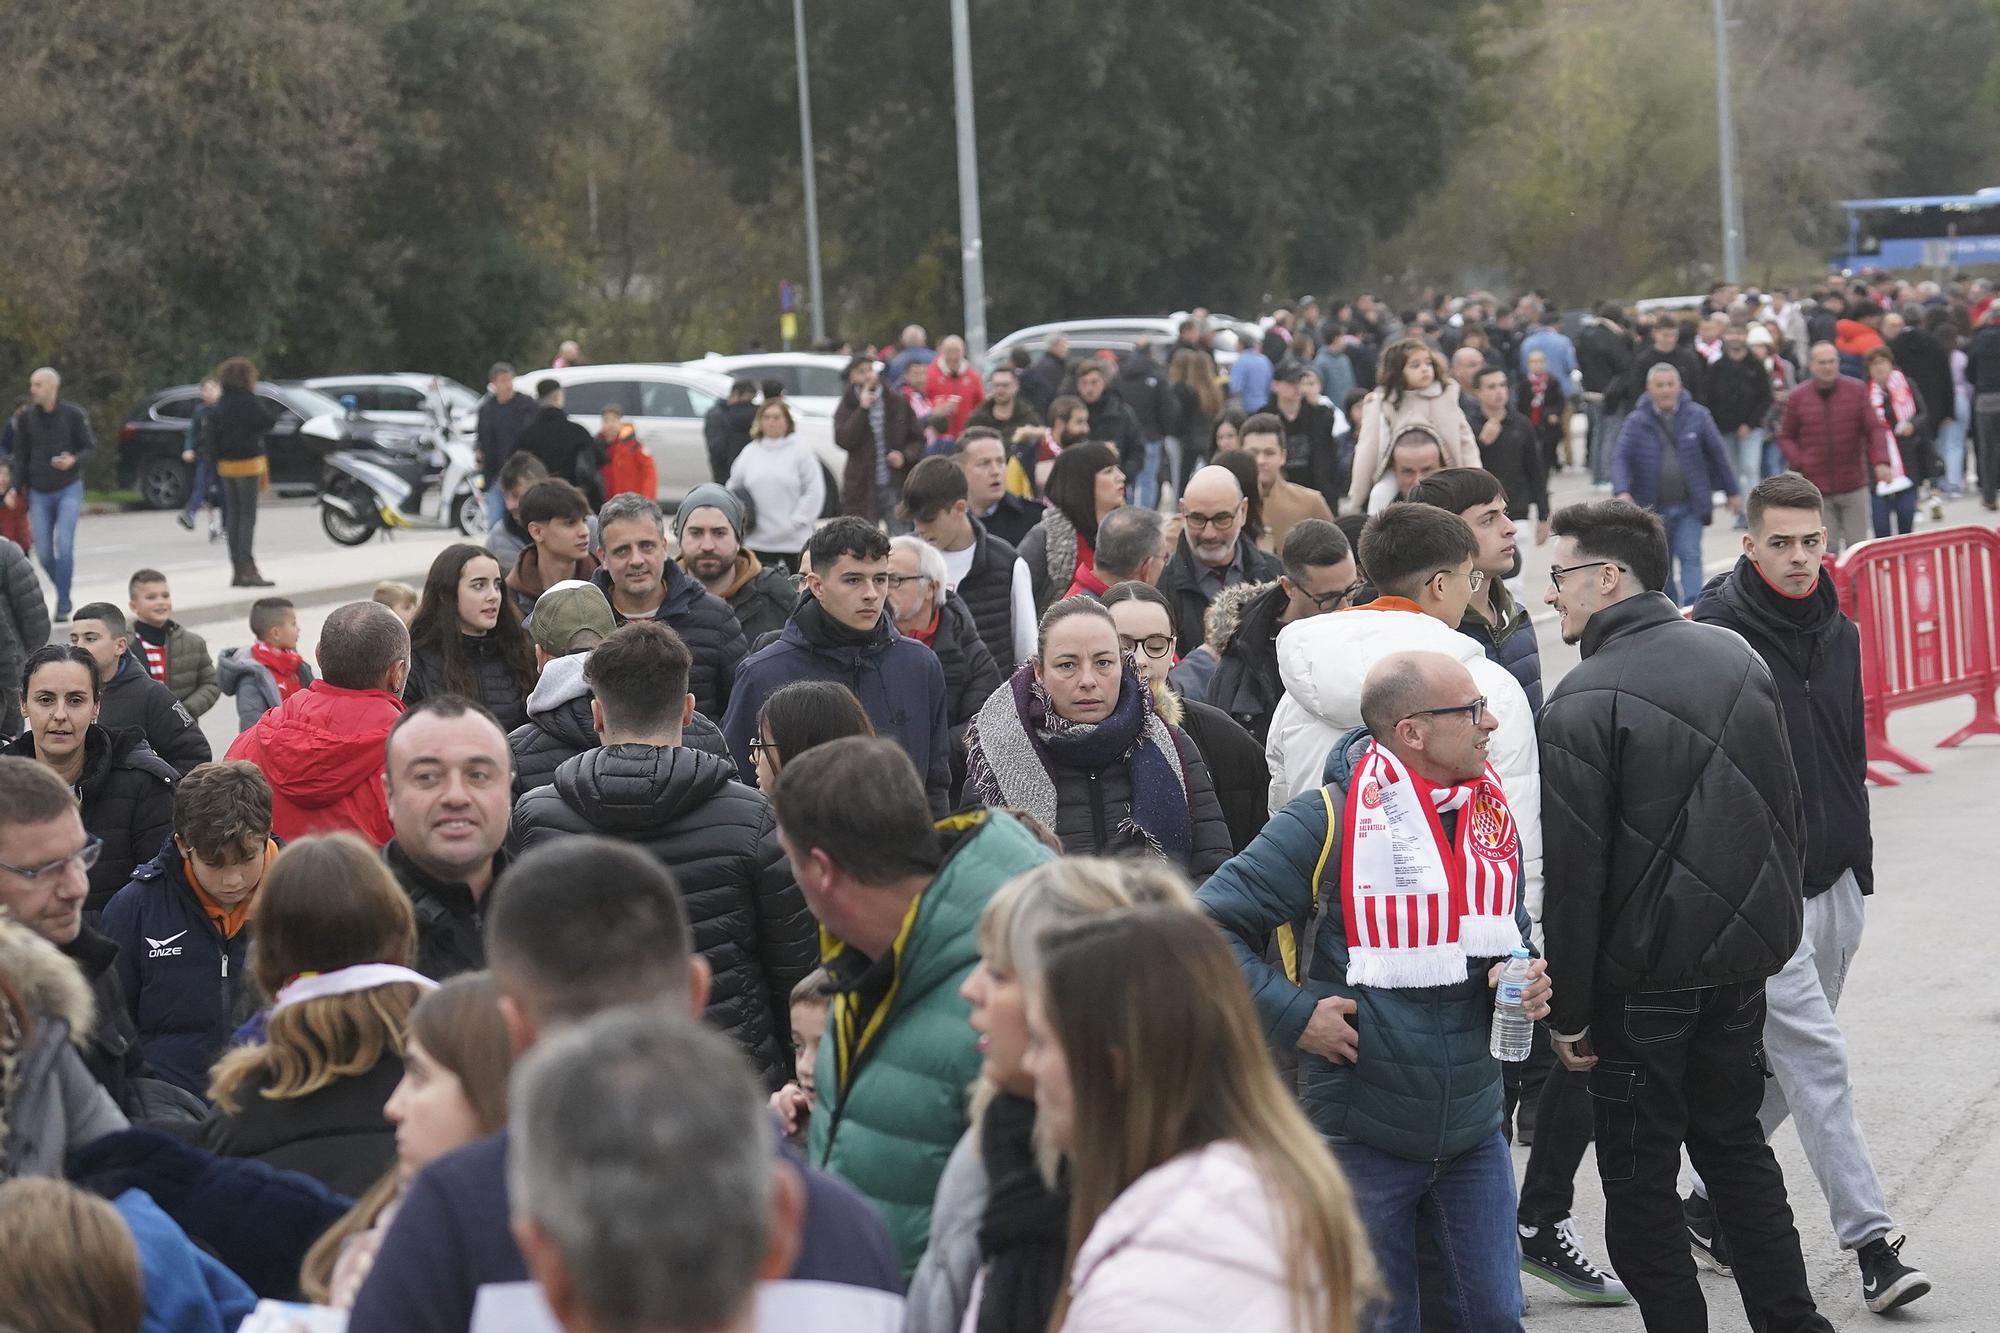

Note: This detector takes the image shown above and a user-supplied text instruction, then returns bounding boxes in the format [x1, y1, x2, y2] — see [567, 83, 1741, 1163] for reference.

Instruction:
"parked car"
[116, 382, 422, 510]
[300, 373, 482, 432]
[981, 315, 1257, 378]
[510, 363, 842, 506]
[687, 352, 863, 415]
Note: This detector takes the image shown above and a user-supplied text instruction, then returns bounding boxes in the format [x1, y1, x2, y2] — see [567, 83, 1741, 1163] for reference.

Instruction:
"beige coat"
[1345, 376, 1482, 512]
[1257, 478, 1335, 552]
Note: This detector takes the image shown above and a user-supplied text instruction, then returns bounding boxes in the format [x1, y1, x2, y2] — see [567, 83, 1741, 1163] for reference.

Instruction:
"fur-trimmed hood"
[1202, 579, 1277, 656]
[0, 916, 95, 1047]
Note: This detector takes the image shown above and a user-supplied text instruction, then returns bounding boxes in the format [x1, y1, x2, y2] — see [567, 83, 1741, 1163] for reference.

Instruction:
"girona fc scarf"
[1340, 741, 1521, 988]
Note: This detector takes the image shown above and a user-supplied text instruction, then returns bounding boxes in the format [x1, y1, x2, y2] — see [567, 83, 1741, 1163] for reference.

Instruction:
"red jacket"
[0, 490, 27, 549]
[599, 424, 656, 500]
[922, 360, 986, 436]
[1777, 375, 1890, 498]
[225, 682, 404, 845]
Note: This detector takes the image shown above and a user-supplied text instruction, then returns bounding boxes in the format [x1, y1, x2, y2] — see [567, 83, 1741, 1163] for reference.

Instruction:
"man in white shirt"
[902, 455, 1036, 670]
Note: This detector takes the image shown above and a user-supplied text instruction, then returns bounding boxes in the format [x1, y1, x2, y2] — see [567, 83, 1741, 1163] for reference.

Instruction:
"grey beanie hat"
[675, 483, 744, 539]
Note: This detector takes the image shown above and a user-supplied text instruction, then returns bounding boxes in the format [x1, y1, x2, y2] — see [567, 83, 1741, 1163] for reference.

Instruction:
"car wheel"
[320, 479, 379, 546]
[453, 488, 489, 536]
[137, 456, 191, 510]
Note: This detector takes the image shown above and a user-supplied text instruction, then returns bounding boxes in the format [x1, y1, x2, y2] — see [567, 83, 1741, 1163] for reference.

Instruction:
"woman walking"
[729, 399, 825, 569]
[209, 357, 280, 587]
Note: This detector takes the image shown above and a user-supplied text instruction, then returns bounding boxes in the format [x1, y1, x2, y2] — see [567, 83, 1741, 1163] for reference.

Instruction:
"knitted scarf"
[975, 1091, 1069, 1333]
[966, 661, 1190, 861]
[250, 640, 307, 702]
[1340, 740, 1520, 989]
[1040, 508, 1080, 599]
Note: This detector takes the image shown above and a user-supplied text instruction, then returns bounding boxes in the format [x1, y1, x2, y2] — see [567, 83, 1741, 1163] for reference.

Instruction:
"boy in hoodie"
[596, 404, 656, 501]
[217, 597, 313, 731]
[225, 600, 409, 845]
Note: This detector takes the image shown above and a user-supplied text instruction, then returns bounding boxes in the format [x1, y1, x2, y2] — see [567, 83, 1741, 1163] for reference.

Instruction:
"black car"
[116, 382, 421, 510]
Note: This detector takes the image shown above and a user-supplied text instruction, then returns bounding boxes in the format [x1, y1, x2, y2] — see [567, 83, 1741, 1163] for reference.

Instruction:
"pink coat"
[1059, 1142, 1308, 1333]
[1345, 377, 1482, 512]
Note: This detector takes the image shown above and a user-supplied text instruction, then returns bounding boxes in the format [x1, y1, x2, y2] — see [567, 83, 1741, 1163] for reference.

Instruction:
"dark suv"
[116, 382, 417, 510]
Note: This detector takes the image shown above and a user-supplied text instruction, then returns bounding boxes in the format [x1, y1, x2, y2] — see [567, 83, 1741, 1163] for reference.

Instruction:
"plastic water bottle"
[1490, 947, 1535, 1061]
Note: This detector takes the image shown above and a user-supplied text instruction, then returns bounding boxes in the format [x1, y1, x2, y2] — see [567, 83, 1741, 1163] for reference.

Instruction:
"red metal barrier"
[1830, 524, 2000, 786]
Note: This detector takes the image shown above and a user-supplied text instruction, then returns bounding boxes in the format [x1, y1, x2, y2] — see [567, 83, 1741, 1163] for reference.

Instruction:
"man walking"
[473, 362, 537, 527]
[950, 427, 1041, 548]
[1689, 475, 1931, 1314]
[704, 378, 759, 483]
[1539, 498, 1832, 1333]
[1407, 469, 1543, 714]
[1777, 343, 1891, 550]
[675, 484, 798, 644]
[11, 368, 93, 619]
[1613, 365, 1741, 606]
[903, 455, 1035, 669]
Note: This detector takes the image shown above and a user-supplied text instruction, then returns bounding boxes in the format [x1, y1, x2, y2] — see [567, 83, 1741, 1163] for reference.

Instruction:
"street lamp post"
[1714, 0, 1746, 284]
[793, 0, 827, 346]
[950, 0, 987, 361]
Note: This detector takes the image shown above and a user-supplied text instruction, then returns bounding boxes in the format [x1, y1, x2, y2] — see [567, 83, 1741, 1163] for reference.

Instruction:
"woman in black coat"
[963, 598, 1231, 882]
[208, 356, 281, 587]
[1100, 582, 1270, 853]
[6, 645, 176, 914]
[204, 834, 430, 1198]
[402, 544, 538, 731]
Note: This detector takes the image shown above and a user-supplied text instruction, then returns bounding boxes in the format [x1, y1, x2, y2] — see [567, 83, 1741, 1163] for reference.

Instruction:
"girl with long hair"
[1017, 442, 1124, 609]
[403, 544, 537, 730]
[204, 833, 436, 1197]
[301, 972, 514, 1306]
[1168, 349, 1226, 474]
[1346, 338, 1479, 514]
[1027, 908, 1373, 1332]
[750, 679, 876, 794]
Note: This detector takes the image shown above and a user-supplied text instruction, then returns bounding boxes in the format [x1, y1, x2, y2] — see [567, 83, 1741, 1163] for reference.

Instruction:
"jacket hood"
[235, 684, 404, 807]
[553, 743, 739, 833]
[215, 646, 267, 692]
[526, 651, 591, 717]
[1069, 1142, 1289, 1295]
[1274, 603, 1487, 730]
[1204, 580, 1279, 656]
[0, 916, 95, 1046]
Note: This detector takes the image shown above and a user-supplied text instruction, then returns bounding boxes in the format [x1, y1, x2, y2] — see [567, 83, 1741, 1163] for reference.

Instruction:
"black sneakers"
[1519, 1218, 1630, 1304]
[1683, 1192, 1733, 1277]
[1858, 1235, 1931, 1314]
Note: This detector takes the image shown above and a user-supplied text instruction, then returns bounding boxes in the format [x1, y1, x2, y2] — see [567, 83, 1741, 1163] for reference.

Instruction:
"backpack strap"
[1275, 786, 1340, 984]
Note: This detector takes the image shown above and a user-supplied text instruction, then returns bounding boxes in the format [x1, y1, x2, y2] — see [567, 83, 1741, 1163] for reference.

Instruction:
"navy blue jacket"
[721, 603, 952, 815]
[1458, 582, 1544, 717]
[100, 848, 253, 1097]
[1612, 391, 1740, 521]
[347, 1127, 902, 1333]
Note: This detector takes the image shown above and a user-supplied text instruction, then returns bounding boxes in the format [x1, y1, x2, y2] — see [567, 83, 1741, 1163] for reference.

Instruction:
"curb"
[174, 570, 435, 626]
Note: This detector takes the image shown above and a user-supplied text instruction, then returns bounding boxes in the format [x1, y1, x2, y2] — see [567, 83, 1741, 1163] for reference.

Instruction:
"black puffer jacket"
[99, 655, 210, 776]
[1539, 593, 1804, 1036]
[1040, 723, 1232, 879]
[511, 744, 816, 1087]
[1170, 694, 1269, 854]
[403, 633, 531, 731]
[1692, 559, 1871, 897]
[953, 518, 1023, 671]
[386, 839, 505, 982]
[1154, 532, 1285, 658]
[505, 653, 730, 797]
[4, 725, 177, 913]
[1205, 580, 1286, 744]
[592, 564, 747, 721]
[204, 1057, 403, 1199]
[928, 594, 1001, 735]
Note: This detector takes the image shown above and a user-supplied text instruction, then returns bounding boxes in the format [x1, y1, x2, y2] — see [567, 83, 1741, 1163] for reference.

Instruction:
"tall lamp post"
[1714, 0, 1746, 284]
[793, 0, 827, 345]
[950, 0, 988, 361]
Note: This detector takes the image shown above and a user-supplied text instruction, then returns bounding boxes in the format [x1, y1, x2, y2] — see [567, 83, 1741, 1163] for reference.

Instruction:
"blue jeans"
[484, 482, 510, 526]
[1734, 427, 1766, 491]
[183, 458, 216, 519]
[1871, 487, 1915, 537]
[29, 479, 82, 612]
[1937, 415, 1968, 494]
[1655, 502, 1706, 606]
[1591, 409, 1626, 485]
[1333, 1132, 1524, 1333]
[1127, 438, 1164, 510]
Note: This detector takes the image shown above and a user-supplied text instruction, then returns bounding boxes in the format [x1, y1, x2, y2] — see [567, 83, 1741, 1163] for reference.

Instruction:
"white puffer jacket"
[1263, 604, 1545, 940]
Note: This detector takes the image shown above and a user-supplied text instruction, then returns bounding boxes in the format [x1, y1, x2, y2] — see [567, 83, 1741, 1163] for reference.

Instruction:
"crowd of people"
[0, 275, 1978, 1332]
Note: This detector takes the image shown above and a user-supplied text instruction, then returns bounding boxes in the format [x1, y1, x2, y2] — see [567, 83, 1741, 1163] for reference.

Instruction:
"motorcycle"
[319, 386, 487, 546]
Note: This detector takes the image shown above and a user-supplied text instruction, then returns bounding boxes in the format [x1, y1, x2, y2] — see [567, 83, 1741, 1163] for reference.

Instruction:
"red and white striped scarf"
[1339, 741, 1521, 989]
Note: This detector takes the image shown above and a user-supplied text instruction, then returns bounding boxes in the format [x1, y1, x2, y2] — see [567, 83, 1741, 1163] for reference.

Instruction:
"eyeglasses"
[1304, 579, 1368, 613]
[747, 738, 773, 761]
[1118, 633, 1174, 659]
[1548, 560, 1620, 590]
[884, 574, 929, 591]
[1401, 697, 1487, 727]
[0, 835, 102, 882]
[1183, 510, 1239, 531]
[1433, 568, 1486, 593]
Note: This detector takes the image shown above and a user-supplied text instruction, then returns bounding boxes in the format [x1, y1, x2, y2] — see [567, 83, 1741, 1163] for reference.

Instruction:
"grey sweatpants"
[1695, 869, 1893, 1249]
[1824, 487, 1872, 554]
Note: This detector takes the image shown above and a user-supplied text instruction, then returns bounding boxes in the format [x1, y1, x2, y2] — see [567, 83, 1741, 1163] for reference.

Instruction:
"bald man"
[1451, 345, 1490, 437]
[1156, 464, 1284, 655]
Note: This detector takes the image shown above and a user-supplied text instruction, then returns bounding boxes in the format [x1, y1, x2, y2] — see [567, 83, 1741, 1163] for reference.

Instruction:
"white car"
[512, 363, 841, 506]
[689, 352, 860, 415]
[981, 315, 1257, 377]
[302, 374, 483, 433]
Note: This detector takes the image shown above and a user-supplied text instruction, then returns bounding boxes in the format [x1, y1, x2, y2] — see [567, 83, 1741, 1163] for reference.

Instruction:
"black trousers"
[1516, 1036, 1597, 1228]
[222, 474, 260, 568]
[1589, 983, 1831, 1333]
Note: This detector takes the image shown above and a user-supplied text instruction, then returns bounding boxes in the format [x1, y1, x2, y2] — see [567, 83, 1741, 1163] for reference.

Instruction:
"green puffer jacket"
[808, 808, 1055, 1277]
[133, 623, 220, 718]
[1197, 726, 1530, 1163]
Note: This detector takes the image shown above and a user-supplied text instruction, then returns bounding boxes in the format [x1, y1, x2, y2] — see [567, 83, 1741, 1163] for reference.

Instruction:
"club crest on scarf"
[1339, 740, 1521, 989]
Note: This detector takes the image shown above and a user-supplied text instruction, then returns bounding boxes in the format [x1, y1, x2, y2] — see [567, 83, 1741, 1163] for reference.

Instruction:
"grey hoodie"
[217, 645, 317, 733]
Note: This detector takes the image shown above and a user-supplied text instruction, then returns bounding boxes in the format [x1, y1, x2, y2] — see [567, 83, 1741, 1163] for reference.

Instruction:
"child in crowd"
[768, 968, 834, 1147]
[126, 568, 220, 718]
[597, 404, 656, 501]
[217, 597, 313, 731]
[370, 580, 418, 626]
[0, 457, 29, 548]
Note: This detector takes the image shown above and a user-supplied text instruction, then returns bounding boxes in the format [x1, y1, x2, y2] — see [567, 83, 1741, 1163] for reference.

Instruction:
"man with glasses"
[1203, 519, 1357, 744]
[1200, 650, 1548, 1330]
[1539, 499, 1832, 1332]
[1156, 465, 1284, 657]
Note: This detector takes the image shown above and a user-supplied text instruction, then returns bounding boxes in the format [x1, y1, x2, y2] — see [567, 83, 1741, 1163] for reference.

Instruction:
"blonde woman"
[1027, 908, 1373, 1332]
[905, 858, 1196, 1333]
[203, 833, 437, 1197]
[1345, 339, 1481, 513]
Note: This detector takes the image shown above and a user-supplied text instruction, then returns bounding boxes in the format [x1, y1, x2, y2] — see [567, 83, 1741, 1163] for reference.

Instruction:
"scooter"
[319, 387, 487, 546]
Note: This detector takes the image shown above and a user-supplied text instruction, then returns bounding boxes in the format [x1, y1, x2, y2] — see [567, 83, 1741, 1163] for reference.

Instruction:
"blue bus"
[1838, 190, 2000, 271]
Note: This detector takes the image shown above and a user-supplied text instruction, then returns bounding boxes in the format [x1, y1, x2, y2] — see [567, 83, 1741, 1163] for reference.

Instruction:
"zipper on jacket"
[1086, 770, 1108, 850]
[1434, 990, 1453, 1160]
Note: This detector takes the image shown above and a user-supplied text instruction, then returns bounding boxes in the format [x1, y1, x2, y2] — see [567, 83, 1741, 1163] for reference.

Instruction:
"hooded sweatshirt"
[226, 682, 405, 844]
[727, 434, 826, 553]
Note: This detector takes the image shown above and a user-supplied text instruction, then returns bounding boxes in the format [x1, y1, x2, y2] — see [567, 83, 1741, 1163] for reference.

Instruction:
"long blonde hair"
[1037, 909, 1373, 1332]
[1168, 348, 1224, 417]
[0, 1178, 143, 1333]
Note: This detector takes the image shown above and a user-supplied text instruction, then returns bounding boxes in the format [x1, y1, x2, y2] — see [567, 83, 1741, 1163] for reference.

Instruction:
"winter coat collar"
[1578, 591, 1683, 659]
[0, 917, 95, 1047]
[552, 743, 740, 834]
